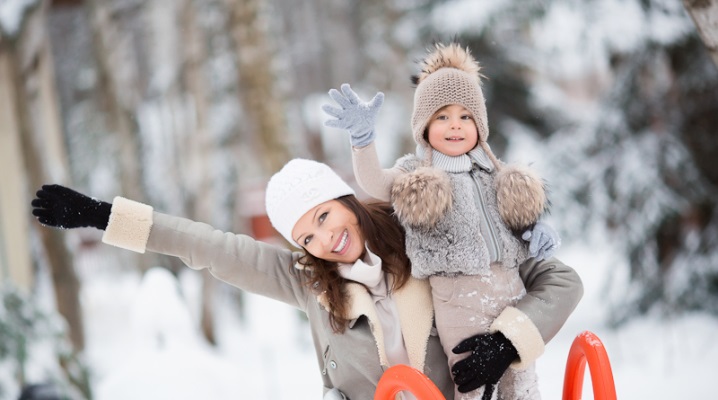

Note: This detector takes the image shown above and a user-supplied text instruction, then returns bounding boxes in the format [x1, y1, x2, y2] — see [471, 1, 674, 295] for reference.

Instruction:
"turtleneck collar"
[338, 246, 385, 296]
[416, 144, 494, 173]
[431, 149, 472, 172]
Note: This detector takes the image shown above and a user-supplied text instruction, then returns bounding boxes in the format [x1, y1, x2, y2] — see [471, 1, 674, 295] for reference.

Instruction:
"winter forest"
[1, 0, 717, 399]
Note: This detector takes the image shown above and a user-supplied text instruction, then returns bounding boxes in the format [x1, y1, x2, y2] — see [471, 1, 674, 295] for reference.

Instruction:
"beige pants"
[429, 265, 540, 400]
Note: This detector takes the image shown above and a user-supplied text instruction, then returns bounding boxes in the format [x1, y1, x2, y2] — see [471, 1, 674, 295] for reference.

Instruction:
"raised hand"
[451, 331, 518, 396]
[31, 184, 111, 230]
[522, 220, 561, 261]
[322, 83, 384, 148]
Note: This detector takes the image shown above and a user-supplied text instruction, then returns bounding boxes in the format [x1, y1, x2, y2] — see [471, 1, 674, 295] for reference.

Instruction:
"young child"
[323, 42, 560, 400]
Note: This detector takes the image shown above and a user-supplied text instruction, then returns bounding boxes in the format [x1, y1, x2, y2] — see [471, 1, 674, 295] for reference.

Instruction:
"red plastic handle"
[375, 330, 616, 400]
[374, 364, 446, 400]
[562, 331, 617, 400]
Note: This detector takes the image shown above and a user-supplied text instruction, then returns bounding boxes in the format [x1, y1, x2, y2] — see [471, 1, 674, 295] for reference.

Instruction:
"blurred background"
[1, 0, 717, 399]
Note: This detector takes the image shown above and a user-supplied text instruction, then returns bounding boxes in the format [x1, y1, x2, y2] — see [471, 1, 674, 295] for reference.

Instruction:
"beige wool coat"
[100, 197, 583, 400]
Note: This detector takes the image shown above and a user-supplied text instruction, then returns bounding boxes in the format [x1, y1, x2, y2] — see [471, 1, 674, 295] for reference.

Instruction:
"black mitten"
[451, 331, 519, 396]
[31, 184, 111, 230]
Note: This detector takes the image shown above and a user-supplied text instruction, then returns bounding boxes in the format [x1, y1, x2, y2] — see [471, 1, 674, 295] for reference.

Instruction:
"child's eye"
[461, 114, 473, 120]
[436, 115, 448, 120]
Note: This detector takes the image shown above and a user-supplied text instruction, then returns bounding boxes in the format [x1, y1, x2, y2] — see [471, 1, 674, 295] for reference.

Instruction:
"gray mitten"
[522, 221, 561, 261]
[322, 83, 384, 148]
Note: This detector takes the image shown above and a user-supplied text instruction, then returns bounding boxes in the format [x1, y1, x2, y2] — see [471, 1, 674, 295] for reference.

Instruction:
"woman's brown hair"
[296, 195, 411, 333]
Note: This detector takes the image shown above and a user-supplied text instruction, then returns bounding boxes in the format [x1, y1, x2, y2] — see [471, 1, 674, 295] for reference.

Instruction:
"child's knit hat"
[392, 42, 547, 233]
[411, 42, 501, 170]
[265, 159, 355, 246]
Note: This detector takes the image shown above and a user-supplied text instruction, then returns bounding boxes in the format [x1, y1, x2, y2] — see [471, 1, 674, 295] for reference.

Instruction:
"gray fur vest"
[392, 154, 531, 279]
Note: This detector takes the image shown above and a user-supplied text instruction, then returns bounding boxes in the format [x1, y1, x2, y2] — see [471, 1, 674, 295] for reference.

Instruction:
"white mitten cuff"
[102, 196, 153, 253]
[490, 306, 545, 369]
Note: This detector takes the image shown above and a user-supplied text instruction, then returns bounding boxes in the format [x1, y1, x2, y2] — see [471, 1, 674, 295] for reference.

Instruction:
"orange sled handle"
[562, 330, 617, 400]
[374, 364, 446, 400]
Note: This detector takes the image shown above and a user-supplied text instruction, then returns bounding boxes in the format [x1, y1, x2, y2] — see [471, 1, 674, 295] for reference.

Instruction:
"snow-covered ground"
[72, 238, 717, 400]
[536, 245, 718, 400]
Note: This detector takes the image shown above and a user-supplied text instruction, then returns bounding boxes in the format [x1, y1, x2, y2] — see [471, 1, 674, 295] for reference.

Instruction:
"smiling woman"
[30, 157, 583, 400]
[292, 199, 363, 263]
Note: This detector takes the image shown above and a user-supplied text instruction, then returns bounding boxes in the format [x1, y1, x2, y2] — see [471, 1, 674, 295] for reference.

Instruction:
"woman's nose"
[318, 230, 333, 247]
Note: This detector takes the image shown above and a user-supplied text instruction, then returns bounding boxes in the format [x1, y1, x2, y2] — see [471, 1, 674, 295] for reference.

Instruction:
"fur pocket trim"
[494, 164, 547, 233]
[391, 167, 453, 230]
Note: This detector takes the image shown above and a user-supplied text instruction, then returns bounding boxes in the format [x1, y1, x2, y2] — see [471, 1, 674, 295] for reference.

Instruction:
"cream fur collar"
[318, 277, 434, 370]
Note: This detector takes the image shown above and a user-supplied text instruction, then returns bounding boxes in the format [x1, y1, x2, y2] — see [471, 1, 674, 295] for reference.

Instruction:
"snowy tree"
[414, 0, 718, 321]
[4, 0, 717, 398]
[0, 283, 90, 400]
[526, 0, 718, 322]
[1, 0, 86, 353]
[8, 6, 717, 398]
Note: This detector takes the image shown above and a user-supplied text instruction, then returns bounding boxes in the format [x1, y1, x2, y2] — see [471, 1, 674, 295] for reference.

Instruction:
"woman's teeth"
[333, 231, 348, 253]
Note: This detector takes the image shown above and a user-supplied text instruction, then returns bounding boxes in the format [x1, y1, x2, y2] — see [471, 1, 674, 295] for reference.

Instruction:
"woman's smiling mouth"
[332, 230, 349, 254]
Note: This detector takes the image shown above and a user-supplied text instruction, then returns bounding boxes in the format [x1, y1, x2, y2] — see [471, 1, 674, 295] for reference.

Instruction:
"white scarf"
[338, 247, 411, 368]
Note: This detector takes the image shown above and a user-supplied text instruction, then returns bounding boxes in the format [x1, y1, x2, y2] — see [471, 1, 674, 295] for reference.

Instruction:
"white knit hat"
[265, 159, 355, 246]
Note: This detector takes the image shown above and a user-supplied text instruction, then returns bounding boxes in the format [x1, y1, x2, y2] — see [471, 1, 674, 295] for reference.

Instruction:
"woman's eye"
[304, 235, 313, 245]
[318, 212, 328, 223]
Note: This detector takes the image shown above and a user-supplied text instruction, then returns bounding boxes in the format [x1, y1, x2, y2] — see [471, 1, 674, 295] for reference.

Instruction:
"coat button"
[329, 360, 337, 369]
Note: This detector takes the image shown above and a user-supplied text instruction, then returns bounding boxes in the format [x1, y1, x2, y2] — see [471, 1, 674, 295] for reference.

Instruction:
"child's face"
[426, 104, 479, 157]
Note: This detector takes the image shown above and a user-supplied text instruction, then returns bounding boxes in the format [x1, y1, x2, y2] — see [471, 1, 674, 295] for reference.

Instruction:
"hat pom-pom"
[411, 42, 483, 86]
[495, 164, 548, 233]
[391, 167, 453, 230]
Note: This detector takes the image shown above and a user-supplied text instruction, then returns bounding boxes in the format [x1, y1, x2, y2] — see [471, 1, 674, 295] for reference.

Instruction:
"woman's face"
[291, 199, 365, 264]
[427, 104, 479, 157]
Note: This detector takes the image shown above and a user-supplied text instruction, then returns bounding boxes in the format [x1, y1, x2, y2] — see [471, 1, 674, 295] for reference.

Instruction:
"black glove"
[31, 184, 111, 230]
[451, 331, 519, 398]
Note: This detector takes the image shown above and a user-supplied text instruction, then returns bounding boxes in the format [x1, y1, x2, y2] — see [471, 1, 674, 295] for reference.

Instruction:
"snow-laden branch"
[0, 0, 40, 39]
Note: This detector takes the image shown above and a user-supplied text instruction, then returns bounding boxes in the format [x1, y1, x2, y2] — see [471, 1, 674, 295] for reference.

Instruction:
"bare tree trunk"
[269, 0, 416, 163]
[178, 0, 217, 345]
[7, 2, 85, 351]
[226, 0, 289, 174]
[83, 0, 168, 273]
[0, 49, 33, 291]
[85, 0, 146, 202]
[684, 0, 718, 67]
